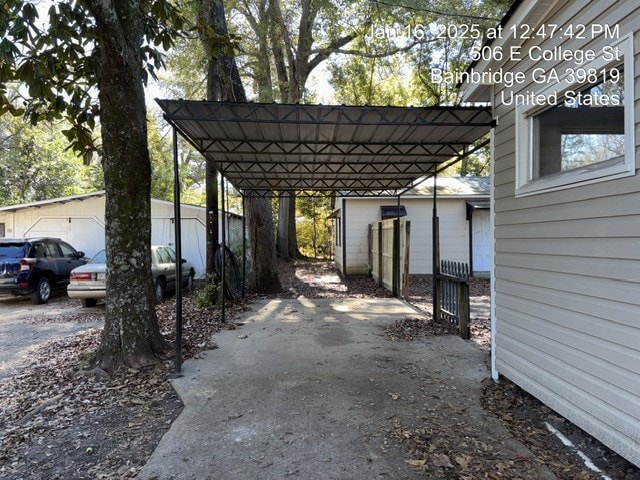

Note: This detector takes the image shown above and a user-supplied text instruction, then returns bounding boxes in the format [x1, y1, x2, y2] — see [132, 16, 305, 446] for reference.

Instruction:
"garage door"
[24, 217, 105, 258]
[472, 210, 491, 273]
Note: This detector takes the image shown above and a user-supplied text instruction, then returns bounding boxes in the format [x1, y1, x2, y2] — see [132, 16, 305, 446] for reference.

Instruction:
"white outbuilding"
[332, 176, 490, 276]
[0, 191, 242, 278]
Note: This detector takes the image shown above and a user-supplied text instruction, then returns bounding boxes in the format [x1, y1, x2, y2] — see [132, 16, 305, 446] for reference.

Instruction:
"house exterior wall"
[483, 0, 640, 466]
[0, 194, 241, 279]
[336, 197, 476, 275]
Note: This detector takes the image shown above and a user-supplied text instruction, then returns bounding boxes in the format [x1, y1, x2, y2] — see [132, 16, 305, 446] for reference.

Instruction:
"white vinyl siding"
[0, 194, 239, 279]
[490, 0, 640, 466]
[338, 197, 477, 275]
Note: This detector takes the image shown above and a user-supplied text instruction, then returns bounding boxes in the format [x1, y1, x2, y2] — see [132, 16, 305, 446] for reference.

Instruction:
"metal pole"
[395, 194, 401, 298]
[342, 198, 347, 274]
[468, 205, 474, 275]
[432, 171, 439, 321]
[241, 194, 246, 298]
[172, 127, 183, 374]
[221, 175, 227, 323]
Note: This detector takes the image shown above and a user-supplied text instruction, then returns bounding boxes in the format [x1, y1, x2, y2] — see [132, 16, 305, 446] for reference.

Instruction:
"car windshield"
[89, 250, 107, 264]
[0, 243, 27, 259]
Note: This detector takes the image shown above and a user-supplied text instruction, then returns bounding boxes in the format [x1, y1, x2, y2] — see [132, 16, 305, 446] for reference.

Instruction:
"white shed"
[332, 176, 490, 276]
[0, 191, 242, 279]
[461, 0, 640, 466]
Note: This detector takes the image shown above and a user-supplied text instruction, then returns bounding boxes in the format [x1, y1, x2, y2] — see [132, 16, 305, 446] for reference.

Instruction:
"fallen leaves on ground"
[406, 274, 491, 351]
[482, 378, 640, 480]
[389, 417, 550, 480]
[0, 292, 243, 480]
[384, 316, 458, 341]
[275, 258, 393, 299]
[3, 260, 638, 480]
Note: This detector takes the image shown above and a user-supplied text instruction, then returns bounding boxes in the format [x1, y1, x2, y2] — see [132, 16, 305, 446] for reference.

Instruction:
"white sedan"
[67, 246, 195, 307]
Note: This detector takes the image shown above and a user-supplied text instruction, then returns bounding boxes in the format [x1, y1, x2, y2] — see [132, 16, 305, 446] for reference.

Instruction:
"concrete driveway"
[139, 297, 553, 480]
[0, 293, 103, 378]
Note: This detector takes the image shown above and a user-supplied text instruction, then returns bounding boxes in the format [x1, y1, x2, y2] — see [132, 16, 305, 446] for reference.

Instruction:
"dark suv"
[0, 238, 86, 304]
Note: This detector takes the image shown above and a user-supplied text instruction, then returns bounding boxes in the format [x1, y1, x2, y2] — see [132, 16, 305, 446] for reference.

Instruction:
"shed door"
[68, 218, 105, 258]
[25, 217, 105, 259]
[472, 210, 491, 273]
[25, 217, 69, 239]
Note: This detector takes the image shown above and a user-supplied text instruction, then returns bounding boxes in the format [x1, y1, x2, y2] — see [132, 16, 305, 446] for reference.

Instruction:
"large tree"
[232, 0, 360, 259]
[0, 0, 183, 367]
[232, 0, 449, 258]
[198, 0, 282, 293]
[86, 0, 167, 366]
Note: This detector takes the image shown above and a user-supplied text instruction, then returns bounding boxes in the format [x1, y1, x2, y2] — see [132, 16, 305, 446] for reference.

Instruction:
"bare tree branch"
[309, 37, 432, 69]
[306, 32, 358, 74]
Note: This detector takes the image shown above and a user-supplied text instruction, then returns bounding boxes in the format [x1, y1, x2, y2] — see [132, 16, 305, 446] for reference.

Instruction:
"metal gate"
[437, 260, 470, 339]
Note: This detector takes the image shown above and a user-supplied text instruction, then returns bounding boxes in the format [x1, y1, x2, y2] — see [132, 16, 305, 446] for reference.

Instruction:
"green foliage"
[194, 274, 223, 308]
[439, 146, 491, 177]
[0, 0, 185, 156]
[295, 195, 333, 259]
[0, 114, 102, 205]
[329, 49, 423, 106]
[328, 0, 512, 106]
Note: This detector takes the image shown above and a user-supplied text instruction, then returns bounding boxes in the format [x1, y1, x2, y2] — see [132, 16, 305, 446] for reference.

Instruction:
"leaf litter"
[2, 261, 639, 479]
[0, 291, 244, 479]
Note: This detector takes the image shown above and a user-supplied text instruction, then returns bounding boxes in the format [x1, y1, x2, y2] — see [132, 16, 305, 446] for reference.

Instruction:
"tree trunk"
[199, 0, 281, 293]
[205, 163, 218, 276]
[199, 0, 246, 276]
[276, 193, 289, 258]
[86, 0, 166, 367]
[247, 193, 282, 293]
[286, 194, 300, 258]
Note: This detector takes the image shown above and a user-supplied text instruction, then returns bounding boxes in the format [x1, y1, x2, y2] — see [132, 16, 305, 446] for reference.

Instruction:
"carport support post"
[241, 194, 246, 298]
[172, 127, 183, 374]
[467, 204, 474, 275]
[221, 175, 227, 323]
[394, 194, 401, 298]
[432, 172, 440, 321]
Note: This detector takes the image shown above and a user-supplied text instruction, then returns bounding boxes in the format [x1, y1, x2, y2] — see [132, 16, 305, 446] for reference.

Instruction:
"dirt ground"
[0, 259, 638, 479]
[0, 293, 103, 379]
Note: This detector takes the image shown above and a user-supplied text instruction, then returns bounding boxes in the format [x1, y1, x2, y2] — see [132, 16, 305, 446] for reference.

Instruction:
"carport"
[156, 100, 494, 370]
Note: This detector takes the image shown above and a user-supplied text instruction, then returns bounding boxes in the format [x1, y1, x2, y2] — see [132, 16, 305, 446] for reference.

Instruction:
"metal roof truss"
[157, 100, 494, 196]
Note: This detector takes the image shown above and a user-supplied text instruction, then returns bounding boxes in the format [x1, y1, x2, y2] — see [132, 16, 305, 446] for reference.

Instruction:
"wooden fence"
[437, 260, 470, 339]
[369, 218, 410, 297]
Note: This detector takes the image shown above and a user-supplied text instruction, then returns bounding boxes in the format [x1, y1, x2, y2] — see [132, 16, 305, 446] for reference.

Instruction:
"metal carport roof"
[157, 99, 495, 373]
[156, 100, 494, 195]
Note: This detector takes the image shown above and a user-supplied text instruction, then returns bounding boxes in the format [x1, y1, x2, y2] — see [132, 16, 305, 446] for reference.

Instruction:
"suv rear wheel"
[32, 276, 52, 304]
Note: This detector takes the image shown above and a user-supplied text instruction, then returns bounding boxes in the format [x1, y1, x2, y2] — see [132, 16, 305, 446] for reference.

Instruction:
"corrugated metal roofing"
[405, 176, 490, 196]
[157, 100, 494, 195]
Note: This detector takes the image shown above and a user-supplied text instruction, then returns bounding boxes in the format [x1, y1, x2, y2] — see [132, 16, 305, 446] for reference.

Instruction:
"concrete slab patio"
[138, 297, 555, 480]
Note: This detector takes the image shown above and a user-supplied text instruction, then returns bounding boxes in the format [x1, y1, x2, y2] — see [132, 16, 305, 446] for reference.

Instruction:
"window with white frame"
[515, 34, 635, 196]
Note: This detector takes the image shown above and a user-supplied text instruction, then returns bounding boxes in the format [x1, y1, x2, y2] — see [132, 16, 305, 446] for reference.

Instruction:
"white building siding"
[0, 193, 241, 279]
[488, 0, 640, 466]
[338, 197, 478, 275]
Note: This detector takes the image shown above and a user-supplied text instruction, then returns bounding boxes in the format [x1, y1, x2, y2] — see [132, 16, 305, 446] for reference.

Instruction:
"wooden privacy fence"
[369, 218, 410, 297]
[437, 260, 471, 339]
